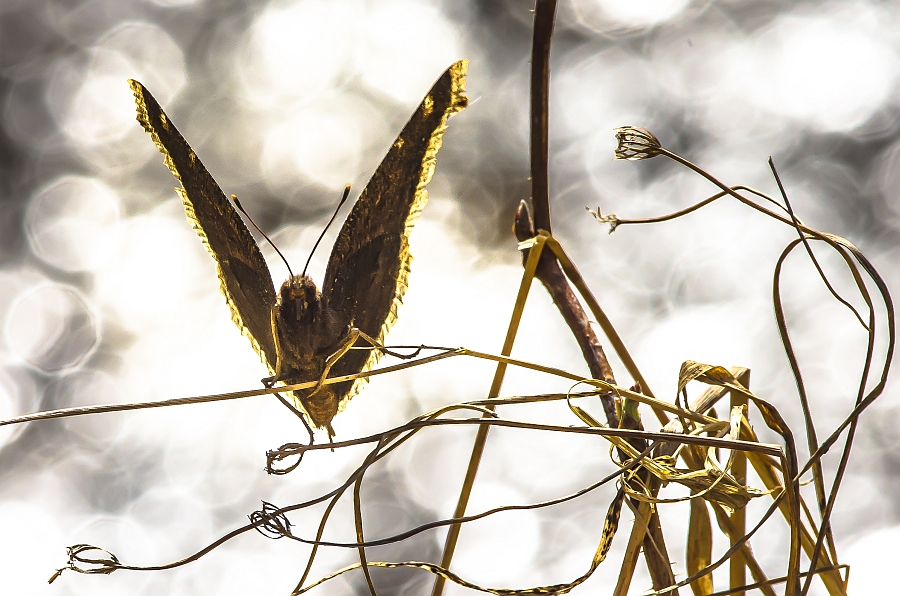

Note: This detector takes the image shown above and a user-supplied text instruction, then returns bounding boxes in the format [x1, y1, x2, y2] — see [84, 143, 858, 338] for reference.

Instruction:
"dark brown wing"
[322, 61, 468, 412]
[130, 80, 278, 372]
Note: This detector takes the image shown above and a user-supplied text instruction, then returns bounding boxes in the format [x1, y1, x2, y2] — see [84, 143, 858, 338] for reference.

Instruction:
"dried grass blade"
[433, 231, 546, 596]
[687, 496, 714, 596]
[708, 502, 776, 596]
[354, 471, 378, 596]
[729, 370, 750, 596]
[613, 500, 653, 596]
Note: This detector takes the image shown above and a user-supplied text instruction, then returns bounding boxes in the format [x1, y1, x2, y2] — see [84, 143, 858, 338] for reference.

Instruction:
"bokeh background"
[1, 0, 899, 594]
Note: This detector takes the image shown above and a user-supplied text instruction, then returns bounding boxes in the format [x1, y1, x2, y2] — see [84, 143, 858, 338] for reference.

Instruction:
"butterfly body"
[270, 274, 350, 429]
[130, 62, 468, 434]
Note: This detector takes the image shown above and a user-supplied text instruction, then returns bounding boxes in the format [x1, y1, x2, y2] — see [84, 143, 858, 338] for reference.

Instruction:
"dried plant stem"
[529, 0, 556, 233]
[709, 502, 776, 596]
[730, 370, 750, 596]
[279, 417, 781, 461]
[0, 348, 463, 427]
[515, 204, 618, 422]
[530, 230, 679, 590]
[614, 499, 654, 596]
[515, 229, 680, 588]
[657, 148, 831, 242]
[642, 485, 678, 593]
[595, 184, 793, 230]
[610, 141, 895, 593]
[540, 233, 669, 425]
[431, 221, 545, 596]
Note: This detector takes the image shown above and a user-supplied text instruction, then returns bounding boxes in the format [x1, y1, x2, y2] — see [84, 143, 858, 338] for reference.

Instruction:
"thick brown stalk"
[642, 482, 680, 594]
[530, 0, 556, 232]
[525, 0, 617, 422]
[524, 0, 677, 590]
[514, 202, 618, 424]
[618, 385, 679, 595]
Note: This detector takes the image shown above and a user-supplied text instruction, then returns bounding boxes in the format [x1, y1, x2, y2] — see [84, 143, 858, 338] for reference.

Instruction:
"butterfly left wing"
[130, 80, 279, 372]
[321, 61, 468, 413]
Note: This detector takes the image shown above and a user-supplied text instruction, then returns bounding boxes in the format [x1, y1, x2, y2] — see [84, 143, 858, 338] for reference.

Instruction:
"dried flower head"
[250, 501, 294, 539]
[48, 544, 121, 583]
[614, 126, 662, 160]
[586, 205, 620, 233]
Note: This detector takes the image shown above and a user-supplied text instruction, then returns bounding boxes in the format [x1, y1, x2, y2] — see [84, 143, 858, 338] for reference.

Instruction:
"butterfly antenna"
[303, 184, 351, 277]
[232, 195, 295, 279]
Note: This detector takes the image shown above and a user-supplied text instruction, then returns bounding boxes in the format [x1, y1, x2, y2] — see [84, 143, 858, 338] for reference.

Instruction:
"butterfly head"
[278, 275, 320, 324]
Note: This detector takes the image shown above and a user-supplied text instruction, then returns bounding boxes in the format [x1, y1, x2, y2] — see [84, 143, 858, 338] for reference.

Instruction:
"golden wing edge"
[333, 60, 469, 415]
[129, 79, 276, 373]
[177, 188, 276, 374]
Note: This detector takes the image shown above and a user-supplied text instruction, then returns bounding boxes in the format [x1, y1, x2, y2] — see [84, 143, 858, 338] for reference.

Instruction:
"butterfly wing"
[130, 80, 278, 372]
[321, 60, 468, 412]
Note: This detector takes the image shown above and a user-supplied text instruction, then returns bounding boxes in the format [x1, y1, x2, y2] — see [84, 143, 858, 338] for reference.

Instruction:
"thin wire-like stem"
[55, 411, 781, 577]
[353, 440, 381, 596]
[592, 185, 794, 230]
[0, 347, 463, 427]
[768, 158, 868, 329]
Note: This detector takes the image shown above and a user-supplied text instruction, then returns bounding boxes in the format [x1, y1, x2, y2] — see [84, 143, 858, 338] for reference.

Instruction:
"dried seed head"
[614, 126, 662, 160]
[250, 501, 294, 539]
[49, 544, 121, 583]
[586, 206, 620, 233]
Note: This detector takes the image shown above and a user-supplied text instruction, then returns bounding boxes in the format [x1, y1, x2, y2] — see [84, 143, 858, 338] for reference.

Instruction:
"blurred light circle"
[557, 49, 652, 134]
[569, 0, 692, 36]
[26, 175, 121, 273]
[355, 1, 461, 104]
[240, 0, 353, 108]
[0, 268, 47, 342]
[59, 50, 138, 147]
[875, 136, 900, 226]
[44, 21, 185, 173]
[93, 204, 211, 332]
[53, 369, 125, 444]
[3, 78, 58, 151]
[740, 11, 899, 132]
[4, 284, 99, 373]
[260, 95, 387, 196]
[48, 21, 185, 148]
[0, 366, 39, 448]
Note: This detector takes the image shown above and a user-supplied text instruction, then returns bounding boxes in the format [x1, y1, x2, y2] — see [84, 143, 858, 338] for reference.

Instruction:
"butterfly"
[129, 61, 468, 436]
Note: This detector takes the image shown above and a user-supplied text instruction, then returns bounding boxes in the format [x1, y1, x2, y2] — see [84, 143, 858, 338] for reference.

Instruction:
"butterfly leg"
[355, 330, 424, 360]
[307, 328, 362, 398]
[262, 306, 286, 388]
[309, 327, 423, 399]
[307, 328, 423, 403]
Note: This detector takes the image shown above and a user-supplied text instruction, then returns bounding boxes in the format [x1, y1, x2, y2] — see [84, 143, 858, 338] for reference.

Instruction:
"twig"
[514, 203, 618, 423]
[530, 0, 556, 233]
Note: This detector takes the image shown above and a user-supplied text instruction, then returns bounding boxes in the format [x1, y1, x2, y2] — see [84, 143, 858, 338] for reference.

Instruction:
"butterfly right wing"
[321, 61, 468, 414]
[130, 80, 278, 373]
